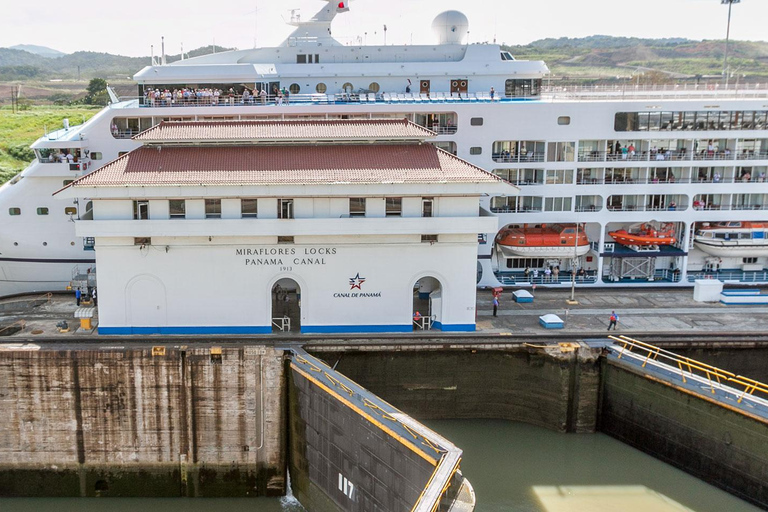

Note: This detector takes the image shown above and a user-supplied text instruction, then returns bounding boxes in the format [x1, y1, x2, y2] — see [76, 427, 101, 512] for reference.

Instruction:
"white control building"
[57, 119, 513, 335]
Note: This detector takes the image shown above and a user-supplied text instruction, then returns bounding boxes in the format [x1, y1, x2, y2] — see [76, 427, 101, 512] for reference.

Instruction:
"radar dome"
[431, 11, 469, 45]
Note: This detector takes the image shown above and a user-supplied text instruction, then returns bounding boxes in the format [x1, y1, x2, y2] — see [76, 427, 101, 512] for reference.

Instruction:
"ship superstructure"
[2, 0, 768, 297]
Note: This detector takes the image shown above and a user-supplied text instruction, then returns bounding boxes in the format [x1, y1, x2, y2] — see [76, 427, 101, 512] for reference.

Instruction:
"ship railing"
[542, 83, 768, 101]
[574, 206, 602, 212]
[499, 272, 597, 285]
[491, 153, 546, 163]
[271, 316, 291, 332]
[578, 150, 768, 163]
[686, 270, 768, 282]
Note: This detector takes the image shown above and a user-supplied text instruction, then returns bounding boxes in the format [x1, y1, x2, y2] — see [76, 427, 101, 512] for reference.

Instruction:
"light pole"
[721, 0, 741, 86]
[566, 222, 580, 305]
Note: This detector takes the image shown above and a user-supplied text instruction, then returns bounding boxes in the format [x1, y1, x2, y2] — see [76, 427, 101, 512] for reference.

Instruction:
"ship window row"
[111, 113, 459, 139]
[493, 169, 574, 185]
[615, 110, 768, 132]
[8, 206, 79, 216]
[490, 193, 768, 213]
[137, 78, 541, 107]
[577, 138, 768, 162]
[575, 166, 767, 184]
[131, 197, 437, 220]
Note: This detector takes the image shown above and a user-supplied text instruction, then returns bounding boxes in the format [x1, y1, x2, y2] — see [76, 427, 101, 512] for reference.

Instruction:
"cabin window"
[744, 257, 758, 264]
[547, 142, 575, 162]
[205, 199, 221, 219]
[422, 198, 434, 218]
[63, 180, 74, 186]
[119, 151, 128, 157]
[278, 199, 294, 219]
[91, 152, 102, 160]
[316, 83, 327, 93]
[37, 207, 49, 216]
[558, 116, 571, 125]
[544, 197, 572, 212]
[133, 200, 149, 220]
[349, 198, 366, 217]
[546, 169, 574, 184]
[278, 236, 294, 244]
[421, 235, 438, 243]
[241, 199, 258, 218]
[342, 82, 354, 93]
[470, 147, 482, 155]
[470, 118, 483, 126]
[8, 208, 20, 216]
[296, 55, 307, 64]
[385, 197, 402, 217]
[64, 207, 77, 215]
[169, 200, 186, 219]
[368, 82, 380, 93]
[289, 83, 301, 94]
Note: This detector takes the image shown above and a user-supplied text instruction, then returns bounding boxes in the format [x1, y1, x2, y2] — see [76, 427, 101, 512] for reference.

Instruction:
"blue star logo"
[349, 273, 366, 290]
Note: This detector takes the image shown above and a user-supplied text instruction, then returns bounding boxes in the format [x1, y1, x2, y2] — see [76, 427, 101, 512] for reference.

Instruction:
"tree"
[84, 78, 109, 106]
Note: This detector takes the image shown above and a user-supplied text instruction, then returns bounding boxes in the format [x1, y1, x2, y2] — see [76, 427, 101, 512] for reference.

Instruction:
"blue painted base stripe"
[433, 322, 476, 332]
[302, 324, 412, 334]
[99, 326, 272, 335]
[719, 301, 768, 305]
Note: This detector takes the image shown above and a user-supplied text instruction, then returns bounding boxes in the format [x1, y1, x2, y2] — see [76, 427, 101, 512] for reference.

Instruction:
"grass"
[0, 105, 100, 184]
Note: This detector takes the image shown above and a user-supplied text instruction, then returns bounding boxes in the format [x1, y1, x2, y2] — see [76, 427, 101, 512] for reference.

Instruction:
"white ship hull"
[3, 1, 768, 295]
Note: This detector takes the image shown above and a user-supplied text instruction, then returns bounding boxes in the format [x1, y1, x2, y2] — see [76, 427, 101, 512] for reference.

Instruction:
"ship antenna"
[150, 45, 155, 66]
[161, 36, 166, 65]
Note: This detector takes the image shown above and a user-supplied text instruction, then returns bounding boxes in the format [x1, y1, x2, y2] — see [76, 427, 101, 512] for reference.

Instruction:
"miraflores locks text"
[236, 247, 337, 266]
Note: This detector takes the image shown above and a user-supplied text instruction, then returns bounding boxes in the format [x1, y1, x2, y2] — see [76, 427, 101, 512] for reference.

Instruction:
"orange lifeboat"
[495, 223, 591, 258]
[608, 222, 677, 247]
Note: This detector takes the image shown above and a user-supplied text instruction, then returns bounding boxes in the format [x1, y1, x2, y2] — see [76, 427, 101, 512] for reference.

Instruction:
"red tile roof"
[134, 119, 435, 143]
[69, 144, 502, 187]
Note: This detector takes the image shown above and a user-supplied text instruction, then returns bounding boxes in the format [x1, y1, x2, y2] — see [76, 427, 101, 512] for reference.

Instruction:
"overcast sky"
[2, 0, 765, 57]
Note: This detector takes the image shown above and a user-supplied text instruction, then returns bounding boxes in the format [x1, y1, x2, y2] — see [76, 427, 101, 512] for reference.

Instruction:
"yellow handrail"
[608, 335, 768, 403]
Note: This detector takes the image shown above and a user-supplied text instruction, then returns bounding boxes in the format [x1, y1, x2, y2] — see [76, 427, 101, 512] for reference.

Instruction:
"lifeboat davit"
[694, 221, 768, 258]
[608, 222, 677, 247]
[495, 223, 591, 258]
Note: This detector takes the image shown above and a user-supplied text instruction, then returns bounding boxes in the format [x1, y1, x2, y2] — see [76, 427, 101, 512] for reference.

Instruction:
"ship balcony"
[491, 153, 546, 164]
[73, 216, 498, 238]
[577, 150, 768, 163]
[607, 194, 688, 212]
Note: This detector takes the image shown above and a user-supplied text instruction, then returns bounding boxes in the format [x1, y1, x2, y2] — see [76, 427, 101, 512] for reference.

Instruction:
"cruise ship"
[2, 0, 768, 297]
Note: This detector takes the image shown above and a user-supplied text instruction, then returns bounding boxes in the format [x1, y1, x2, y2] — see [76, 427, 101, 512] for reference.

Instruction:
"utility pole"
[721, 0, 741, 87]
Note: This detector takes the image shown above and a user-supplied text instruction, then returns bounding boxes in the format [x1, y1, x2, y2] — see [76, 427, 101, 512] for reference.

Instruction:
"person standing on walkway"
[492, 296, 499, 317]
[608, 310, 618, 331]
[75, 287, 81, 306]
[92, 288, 98, 307]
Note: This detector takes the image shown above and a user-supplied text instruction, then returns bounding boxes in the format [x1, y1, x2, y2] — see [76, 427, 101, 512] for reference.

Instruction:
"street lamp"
[721, 0, 741, 86]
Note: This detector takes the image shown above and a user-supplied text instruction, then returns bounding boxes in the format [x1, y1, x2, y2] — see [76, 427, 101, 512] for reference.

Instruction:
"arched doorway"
[271, 278, 301, 332]
[412, 276, 442, 330]
[125, 274, 167, 331]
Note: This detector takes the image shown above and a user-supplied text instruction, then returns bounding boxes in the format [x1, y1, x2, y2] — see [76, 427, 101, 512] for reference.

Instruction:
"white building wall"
[186, 200, 205, 219]
[402, 197, 421, 217]
[149, 200, 169, 220]
[94, 200, 132, 220]
[95, 238, 478, 334]
[260, 198, 278, 219]
[294, 198, 314, 219]
[367, 198, 386, 218]
[441, 197, 479, 217]
[221, 199, 241, 219]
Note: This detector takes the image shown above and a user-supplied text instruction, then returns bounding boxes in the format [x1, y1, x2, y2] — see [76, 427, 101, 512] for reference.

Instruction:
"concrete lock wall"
[599, 358, 768, 509]
[0, 346, 286, 497]
[288, 364, 438, 512]
[312, 346, 602, 433]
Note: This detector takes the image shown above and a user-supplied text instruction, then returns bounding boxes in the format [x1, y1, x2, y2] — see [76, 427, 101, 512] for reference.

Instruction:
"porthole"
[64, 207, 77, 215]
[70, 242, 75, 246]
[37, 207, 49, 215]
[289, 83, 300, 94]
[342, 82, 354, 93]
[42, 242, 47, 246]
[316, 83, 327, 93]
[8, 207, 21, 216]
[368, 82, 380, 93]
[13, 242, 18, 246]
[558, 116, 571, 125]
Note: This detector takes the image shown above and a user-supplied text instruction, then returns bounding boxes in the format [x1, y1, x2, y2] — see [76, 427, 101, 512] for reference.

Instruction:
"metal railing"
[543, 83, 768, 101]
[577, 150, 768, 163]
[271, 316, 291, 332]
[686, 270, 768, 283]
[608, 335, 768, 405]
